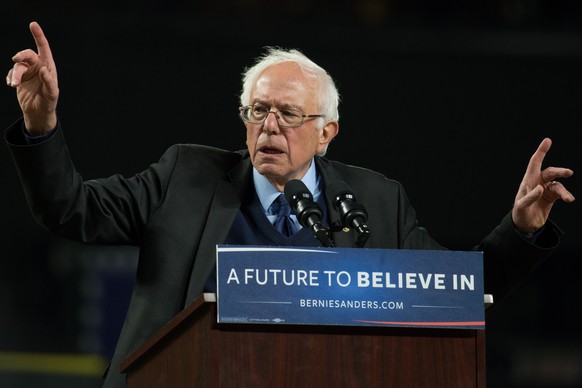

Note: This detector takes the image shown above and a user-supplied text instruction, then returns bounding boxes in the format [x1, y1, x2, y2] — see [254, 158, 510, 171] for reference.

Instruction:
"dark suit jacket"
[5, 119, 560, 388]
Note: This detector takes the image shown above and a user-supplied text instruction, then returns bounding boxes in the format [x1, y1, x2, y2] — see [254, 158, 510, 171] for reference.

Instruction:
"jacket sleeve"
[477, 213, 561, 303]
[5, 118, 178, 245]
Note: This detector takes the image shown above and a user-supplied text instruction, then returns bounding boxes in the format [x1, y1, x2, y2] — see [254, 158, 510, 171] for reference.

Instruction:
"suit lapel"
[185, 157, 252, 305]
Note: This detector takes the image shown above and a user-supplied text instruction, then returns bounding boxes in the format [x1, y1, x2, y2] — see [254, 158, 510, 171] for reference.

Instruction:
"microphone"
[326, 180, 370, 247]
[284, 179, 334, 248]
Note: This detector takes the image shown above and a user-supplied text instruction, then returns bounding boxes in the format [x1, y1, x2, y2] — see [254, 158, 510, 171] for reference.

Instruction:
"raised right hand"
[511, 137, 575, 236]
[6, 21, 59, 135]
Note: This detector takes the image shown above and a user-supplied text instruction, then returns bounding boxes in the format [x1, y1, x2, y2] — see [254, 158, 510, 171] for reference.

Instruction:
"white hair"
[240, 47, 340, 157]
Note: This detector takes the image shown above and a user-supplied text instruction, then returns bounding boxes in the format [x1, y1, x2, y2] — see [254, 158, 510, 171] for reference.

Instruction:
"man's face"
[245, 61, 338, 191]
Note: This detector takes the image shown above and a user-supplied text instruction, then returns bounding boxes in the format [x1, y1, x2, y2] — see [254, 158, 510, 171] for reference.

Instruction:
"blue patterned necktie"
[272, 194, 294, 237]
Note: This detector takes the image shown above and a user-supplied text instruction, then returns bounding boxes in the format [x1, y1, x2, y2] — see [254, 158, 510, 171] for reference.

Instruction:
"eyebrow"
[251, 99, 302, 111]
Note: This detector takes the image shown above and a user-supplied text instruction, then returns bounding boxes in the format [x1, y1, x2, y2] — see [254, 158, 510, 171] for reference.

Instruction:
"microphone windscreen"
[325, 180, 355, 207]
[284, 179, 311, 204]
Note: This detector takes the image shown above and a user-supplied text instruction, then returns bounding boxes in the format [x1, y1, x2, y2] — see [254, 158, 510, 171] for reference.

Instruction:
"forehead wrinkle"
[251, 62, 319, 112]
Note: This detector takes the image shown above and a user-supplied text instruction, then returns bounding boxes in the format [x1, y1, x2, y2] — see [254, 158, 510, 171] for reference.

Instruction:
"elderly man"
[5, 22, 574, 387]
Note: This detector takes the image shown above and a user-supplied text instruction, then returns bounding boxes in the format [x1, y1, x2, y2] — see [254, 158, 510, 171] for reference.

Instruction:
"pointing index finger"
[29, 21, 54, 64]
[527, 137, 551, 175]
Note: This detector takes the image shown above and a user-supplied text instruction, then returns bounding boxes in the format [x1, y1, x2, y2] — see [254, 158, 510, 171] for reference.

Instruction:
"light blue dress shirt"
[252, 159, 322, 233]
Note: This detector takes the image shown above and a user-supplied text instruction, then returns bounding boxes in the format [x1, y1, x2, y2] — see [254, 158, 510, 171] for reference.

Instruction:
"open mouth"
[260, 147, 284, 154]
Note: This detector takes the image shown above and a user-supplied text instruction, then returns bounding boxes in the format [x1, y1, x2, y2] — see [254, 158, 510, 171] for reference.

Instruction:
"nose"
[262, 110, 281, 133]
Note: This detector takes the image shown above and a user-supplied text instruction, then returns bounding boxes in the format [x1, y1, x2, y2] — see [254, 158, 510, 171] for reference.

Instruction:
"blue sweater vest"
[204, 188, 329, 292]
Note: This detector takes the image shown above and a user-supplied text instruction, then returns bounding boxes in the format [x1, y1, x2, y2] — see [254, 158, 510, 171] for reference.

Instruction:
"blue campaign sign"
[216, 245, 485, 329]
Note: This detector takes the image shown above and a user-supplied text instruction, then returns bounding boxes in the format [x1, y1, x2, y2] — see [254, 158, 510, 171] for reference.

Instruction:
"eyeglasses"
[239, 104, 325, 128]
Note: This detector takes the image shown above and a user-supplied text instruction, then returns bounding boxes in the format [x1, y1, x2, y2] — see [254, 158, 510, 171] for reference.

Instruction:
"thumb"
[517, 184, 544, 208]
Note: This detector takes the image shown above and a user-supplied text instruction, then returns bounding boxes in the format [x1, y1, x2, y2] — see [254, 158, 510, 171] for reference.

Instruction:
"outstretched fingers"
[515, 138, 575, 215]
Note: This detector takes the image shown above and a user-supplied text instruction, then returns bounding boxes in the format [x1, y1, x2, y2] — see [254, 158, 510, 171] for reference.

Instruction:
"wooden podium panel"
[121, 294, 485, 388]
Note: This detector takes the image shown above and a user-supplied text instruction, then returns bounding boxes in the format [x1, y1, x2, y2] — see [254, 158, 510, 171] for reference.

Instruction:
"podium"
[120, 293, 486, 388]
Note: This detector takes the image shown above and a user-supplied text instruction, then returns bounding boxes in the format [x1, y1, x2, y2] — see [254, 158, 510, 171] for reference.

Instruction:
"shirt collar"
[253, 159, 321, 213]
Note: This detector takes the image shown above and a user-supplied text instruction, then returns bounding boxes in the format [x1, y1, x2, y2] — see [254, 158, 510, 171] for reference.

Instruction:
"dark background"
[1, 1, 581, 387]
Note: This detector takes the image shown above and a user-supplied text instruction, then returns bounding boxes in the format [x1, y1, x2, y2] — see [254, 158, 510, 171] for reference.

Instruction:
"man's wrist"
[23, 112, 57, 136]
[21, 118, 58, 144]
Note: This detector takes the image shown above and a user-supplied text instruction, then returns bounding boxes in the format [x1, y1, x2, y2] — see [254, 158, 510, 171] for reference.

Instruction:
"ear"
[317, 121, 339, 154]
